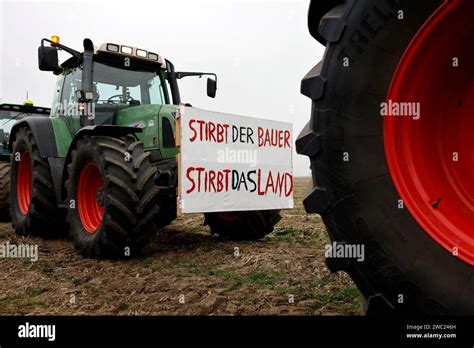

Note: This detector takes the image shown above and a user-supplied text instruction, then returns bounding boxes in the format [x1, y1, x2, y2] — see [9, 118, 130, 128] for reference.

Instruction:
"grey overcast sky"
[0, 0, 324, 176]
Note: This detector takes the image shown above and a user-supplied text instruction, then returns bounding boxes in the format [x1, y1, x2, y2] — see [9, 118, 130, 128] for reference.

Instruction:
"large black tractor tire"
[297, 0, 473, 314]
[0, 163, 10, 221]
[10, 127, 66, 237]
[204, 210, 281, 241]
[66, 136, 161, 258]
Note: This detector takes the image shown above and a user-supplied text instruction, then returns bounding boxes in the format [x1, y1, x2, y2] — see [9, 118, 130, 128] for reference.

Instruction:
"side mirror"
[207, 78, 217, 98]
[38, 46, 60, 73]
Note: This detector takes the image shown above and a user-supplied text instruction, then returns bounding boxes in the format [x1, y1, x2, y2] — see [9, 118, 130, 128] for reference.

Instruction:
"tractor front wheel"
[66, 136, 161, 258]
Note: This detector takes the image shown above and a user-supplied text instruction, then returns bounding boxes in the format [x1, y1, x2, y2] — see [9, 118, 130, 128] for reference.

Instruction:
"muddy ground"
[0, 177, 360, 315]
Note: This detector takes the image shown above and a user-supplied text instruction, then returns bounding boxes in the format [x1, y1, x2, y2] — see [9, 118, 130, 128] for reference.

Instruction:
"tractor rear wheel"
[0, 163, 10, 221]
[10, 127, 66, 237]
[66, 136, 161, 258]
[297, 0, 473, 314]
[204, 210, 281, 240]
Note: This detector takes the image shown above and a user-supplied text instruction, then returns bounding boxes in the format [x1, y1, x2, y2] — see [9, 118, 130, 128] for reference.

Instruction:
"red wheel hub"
[218, 212, 241, 222]
[17, 151, 32, 215]
[78, 163, 104, 233]
[384, 0, 474, 264]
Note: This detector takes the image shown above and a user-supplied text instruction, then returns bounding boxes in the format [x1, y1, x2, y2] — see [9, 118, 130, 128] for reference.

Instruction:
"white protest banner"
[178, 106, 293, 213]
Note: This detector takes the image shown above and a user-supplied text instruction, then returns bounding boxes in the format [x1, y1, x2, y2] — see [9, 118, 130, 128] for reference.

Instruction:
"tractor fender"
[9, 117, 57, 157]
[60, 125, 143, 201]
[308, 0, 345, 45]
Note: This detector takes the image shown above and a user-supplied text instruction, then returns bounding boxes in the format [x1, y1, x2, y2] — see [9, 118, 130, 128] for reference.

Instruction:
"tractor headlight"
[106, 44, 119, 52]
[136, 49, 147, 58]
[148, 52, 159, 61]
[121, 46, 133, 54]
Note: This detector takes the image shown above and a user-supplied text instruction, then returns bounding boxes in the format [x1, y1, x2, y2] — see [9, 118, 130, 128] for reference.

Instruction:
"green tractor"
[0, 102, 51, 221]
[9, 36, 280, 258]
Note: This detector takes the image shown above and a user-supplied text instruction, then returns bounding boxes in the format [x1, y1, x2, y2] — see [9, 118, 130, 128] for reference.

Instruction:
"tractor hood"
[115, 104, 163, 129]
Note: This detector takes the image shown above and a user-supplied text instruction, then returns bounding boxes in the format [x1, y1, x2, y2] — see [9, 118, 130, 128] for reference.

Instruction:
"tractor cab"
[57, 43, 171, 127]
[38, 36, 217, 129]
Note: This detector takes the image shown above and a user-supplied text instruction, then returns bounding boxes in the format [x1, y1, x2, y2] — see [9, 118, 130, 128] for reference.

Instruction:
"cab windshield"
[0, 110, 27, 142]
[62, 61, 167, 107]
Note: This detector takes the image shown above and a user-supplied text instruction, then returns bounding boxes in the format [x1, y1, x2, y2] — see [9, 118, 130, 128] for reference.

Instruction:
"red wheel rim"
[78, 163, 104, 233]
[384, 0, 474, 264]
[17, 151, 32, 215]
[218, 212, 241, 222]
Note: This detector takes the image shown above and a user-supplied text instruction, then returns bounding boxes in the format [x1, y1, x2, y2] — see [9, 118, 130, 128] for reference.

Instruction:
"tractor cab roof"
[60, 42, 167, 71]
[0, 103, 51, 117]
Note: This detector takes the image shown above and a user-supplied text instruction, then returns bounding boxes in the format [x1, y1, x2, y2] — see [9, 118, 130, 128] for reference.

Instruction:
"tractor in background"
[0, 102, 50, 221]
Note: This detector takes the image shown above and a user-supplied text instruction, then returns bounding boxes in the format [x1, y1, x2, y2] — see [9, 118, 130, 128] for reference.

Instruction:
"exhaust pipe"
[81, 38, 94, 126]
[166, 59, 181, 105]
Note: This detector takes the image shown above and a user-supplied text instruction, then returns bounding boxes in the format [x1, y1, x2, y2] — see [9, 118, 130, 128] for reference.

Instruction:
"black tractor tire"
[0, 163, 10, 221]
[10, 127, 66, 237]
[66, 136, 161, 258]
[204, 210, 281, 241]
[297, 0, 473, 314]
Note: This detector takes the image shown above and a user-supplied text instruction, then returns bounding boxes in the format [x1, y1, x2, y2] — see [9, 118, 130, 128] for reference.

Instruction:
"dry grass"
[0, 178, 360, 315]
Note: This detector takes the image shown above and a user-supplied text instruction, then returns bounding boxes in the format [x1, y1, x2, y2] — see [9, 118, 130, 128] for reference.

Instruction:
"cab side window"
[60, 68, 82, 114]
[162, 117, 175, 148]
[50, 75, 65, 116]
